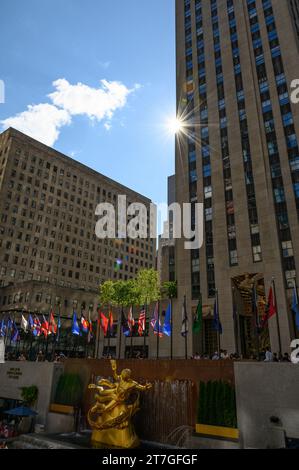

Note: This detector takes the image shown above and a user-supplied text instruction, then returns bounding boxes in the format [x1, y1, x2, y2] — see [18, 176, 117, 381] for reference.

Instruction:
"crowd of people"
[3, 347, 293, 362]
[191, 348, 292, 362]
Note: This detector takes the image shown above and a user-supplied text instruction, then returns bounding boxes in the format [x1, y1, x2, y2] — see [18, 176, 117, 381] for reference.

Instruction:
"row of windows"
[246, 0, 297, 287]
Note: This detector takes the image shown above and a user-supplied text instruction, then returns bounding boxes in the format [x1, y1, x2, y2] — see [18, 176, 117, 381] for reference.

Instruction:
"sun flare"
[166, 117, 185, 135]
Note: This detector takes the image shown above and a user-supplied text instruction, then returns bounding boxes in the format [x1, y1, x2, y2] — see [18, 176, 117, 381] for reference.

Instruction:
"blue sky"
[0, 0, 176, 205]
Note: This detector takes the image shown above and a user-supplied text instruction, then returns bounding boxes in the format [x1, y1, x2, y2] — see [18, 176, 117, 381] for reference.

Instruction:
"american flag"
[150, 303, 159, 329]
[127, 307, 135, 332]
[138, 308, 146, 336]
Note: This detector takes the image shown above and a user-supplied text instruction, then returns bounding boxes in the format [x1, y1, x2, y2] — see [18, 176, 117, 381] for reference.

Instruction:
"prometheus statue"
[87, 359, 152, 448]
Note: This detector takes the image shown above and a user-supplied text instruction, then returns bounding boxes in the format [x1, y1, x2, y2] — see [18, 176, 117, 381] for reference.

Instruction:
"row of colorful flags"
[0, 312, 61, 343]
[1, 285, 298, 345]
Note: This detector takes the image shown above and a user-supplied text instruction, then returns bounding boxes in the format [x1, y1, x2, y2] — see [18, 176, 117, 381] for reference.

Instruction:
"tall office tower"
[175, 0, 299, 356]
[0, 128, 155, 319]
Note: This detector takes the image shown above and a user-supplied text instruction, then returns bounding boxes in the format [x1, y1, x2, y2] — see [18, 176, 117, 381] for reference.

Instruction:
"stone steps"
[9, 434, 81, 449]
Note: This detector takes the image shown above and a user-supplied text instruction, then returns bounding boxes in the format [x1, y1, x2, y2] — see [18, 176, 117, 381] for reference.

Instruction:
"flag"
[261, 285, 276, 328]
[163, 302, 172, 337]
[193, 297, 203, 334]
[213, 297, 222, 334]
[41, 315, 50, 337]
[150, 303, 159, 330]
[108, 311, 114, 336]
[33, 316, 41, 337]
[28, 315, 34, 332]
[49, 312, 57, 334]
[56, 315, 61, 342]
[0, 319, 6, 338]
[21, 315, 28, 333]
[121, 310, 130, 337]
[181, 298, 189, 338]
[292, 286, 299, 330]
[99, 312, 109, 336]
[138, 308, 146, 336]
[80, 314, 89, 334]
[11, 322, 19, 343]
[87, 310, 93, 343]
[72, 312, 80, 336]
[127, 307, 135, 333]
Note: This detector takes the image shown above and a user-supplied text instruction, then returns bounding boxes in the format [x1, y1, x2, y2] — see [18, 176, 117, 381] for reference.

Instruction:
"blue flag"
[0, 319, 6, 337]
[72, 312, 80, 336]
[213, 298, 223, 334]
[28, 314, 34, 331]
[163, 302, 172, 337]
[11, 322, 19, 343]
[121, 310, 130, 337]
[292, 287, 299, 330]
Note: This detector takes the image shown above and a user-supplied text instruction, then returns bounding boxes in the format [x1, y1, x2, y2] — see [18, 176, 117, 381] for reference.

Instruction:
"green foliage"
[197, 381, 237, 428]
[114, 279, 141, 307]
[99, 270, 161, 308]
[99, 280, 115, 307]
[20, 385, 39, 406]
[161, 281, 177, 299]
[135, 269, 161, 305]
[54, 374, 83, 407]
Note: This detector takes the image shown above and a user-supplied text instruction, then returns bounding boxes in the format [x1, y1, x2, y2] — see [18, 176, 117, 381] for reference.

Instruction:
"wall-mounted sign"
[6, 368, 22, 380]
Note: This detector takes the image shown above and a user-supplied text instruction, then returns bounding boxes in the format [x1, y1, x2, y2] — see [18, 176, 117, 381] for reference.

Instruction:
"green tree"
[161, 281, 177, 299]
[135, 269, 161, 306]
[99, 280, 116, 307]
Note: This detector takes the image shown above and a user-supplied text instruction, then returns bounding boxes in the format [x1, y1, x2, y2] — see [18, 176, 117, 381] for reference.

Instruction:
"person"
[264, 347, 273, 362]
[0, 441, 8, 449]
[221, 350, 229, 359]
[194, 352, 201, 360]
[273, 353, 279, 362]
[36, 350, 44, 362]
[212, 351, 219, 360]
[282, 352, 291, 362]
[18, 353, 27, 362]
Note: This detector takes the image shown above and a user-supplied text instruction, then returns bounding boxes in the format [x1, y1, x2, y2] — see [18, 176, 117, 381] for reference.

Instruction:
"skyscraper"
[0, 128, 155, 320]
[175, 0, 299, 356]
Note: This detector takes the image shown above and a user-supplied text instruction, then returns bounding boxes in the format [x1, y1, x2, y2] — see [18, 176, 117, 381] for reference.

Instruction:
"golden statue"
[87, 359, 152, 448]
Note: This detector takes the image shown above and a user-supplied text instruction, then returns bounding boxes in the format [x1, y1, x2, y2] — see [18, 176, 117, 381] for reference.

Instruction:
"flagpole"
[292, 280, 299, 339]
[143, 304, 147, 358]
[170, 297, 173, 360]
[216, 290, 221, 358]
[232, 288, 240, 356]
[107, 306, 111, 357]
[118, 306, 123, 360]
[130, 306, 133, 358]
[272, 277, 282, 356]
[253, 283, 260, 361]
[156, 301, 160, 360]
[184, 295, 188, 360]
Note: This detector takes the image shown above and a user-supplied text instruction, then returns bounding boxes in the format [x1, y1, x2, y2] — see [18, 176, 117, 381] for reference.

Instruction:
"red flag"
[99, 312, 108, 336]
[262, 286, 277, 327]
[138, 309, 146, 337]
[49, 312, 57, 334]
[41, 315, 50, 337]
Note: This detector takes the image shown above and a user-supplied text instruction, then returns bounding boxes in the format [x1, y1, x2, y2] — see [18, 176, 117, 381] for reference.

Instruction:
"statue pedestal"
[91, 424, 139, 449]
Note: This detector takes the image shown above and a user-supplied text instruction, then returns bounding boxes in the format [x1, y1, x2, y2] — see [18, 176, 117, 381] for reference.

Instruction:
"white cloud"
[49, 78, 136, 122]
[1, 103, 71, 147]
[1, 78, 141, 146]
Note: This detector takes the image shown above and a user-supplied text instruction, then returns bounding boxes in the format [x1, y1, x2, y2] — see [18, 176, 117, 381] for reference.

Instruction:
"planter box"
[196, 424, 239, 440]
[49, 404, 75, 415]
